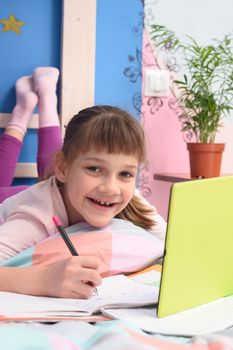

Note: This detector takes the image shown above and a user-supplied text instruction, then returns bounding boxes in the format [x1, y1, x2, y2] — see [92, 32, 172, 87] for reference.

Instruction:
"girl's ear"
[54, 151, 68, 183]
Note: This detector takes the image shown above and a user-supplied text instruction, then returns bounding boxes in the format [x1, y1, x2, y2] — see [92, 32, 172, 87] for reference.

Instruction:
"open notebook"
[0, 274, 159, 320]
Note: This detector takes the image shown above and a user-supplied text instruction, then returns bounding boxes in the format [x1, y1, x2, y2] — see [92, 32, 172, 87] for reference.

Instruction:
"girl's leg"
[0, 185, 29, 204]
[0, 76, 38, 186]
[0, 134, 23, 187]
[37, 126, 62, 178]
[33, 67, 62, 178]
[6, 76, 38, 138]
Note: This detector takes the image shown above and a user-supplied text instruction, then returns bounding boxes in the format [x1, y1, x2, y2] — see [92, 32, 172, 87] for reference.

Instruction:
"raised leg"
[33, 67, 62, 178]
[0, 76, 37, 187]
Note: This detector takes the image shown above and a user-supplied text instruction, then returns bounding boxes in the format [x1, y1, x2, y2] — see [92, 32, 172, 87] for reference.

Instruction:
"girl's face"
[56, 149, 139, 227]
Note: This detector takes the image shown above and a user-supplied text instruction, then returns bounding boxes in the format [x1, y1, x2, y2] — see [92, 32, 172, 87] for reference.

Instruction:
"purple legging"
[0, 126, 62, 203]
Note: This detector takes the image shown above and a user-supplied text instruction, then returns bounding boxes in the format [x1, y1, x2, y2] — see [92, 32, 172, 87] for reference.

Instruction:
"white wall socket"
[144, 68, 170, 97]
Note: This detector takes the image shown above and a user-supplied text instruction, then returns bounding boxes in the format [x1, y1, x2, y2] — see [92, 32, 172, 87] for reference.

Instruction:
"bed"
[1, 219, 232, 349]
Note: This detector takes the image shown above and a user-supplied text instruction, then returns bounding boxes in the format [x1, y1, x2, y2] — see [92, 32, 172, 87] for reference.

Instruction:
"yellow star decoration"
[0, 13, 24, 34]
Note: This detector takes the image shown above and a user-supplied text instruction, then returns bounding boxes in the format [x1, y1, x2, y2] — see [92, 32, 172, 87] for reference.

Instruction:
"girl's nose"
[98, 177, 121, 195]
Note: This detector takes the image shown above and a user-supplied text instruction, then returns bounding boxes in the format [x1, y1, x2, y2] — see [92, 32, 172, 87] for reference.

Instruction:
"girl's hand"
[40, 256, 102, 298]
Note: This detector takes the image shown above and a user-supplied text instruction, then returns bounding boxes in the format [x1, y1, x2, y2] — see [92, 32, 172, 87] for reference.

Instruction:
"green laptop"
[157, 175, 233, 318]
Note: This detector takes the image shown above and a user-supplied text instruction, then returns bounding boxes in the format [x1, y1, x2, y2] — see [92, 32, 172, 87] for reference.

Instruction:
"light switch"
[144, 69, 170, 97]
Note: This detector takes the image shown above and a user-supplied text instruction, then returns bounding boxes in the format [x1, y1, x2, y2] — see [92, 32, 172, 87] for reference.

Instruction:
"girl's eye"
[120, 171, 134, 178]
[86, 166, 101, 173]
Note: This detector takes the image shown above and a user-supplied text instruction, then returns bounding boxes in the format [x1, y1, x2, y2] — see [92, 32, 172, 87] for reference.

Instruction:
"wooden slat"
[15, 163, 38, 178]
[0, 113, 39, 129]
[60, 0, 96, 133]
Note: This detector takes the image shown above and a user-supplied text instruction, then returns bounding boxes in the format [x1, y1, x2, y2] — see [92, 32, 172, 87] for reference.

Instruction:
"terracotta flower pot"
[187, 143, 225, 178]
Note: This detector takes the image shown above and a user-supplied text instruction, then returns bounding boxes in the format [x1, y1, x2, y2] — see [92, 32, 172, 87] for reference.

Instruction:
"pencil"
[52, 215, 98, 295]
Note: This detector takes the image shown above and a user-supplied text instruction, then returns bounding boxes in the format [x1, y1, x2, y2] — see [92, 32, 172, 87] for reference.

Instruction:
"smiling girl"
[0, 105, 166, 298]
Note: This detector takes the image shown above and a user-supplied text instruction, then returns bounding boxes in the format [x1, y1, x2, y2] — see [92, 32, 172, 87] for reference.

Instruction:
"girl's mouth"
[88, 197, 114, 207]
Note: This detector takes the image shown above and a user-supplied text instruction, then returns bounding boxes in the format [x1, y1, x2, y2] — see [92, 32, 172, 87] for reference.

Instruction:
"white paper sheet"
[0, 274, 159, 317]
[102, 294, 233, 336]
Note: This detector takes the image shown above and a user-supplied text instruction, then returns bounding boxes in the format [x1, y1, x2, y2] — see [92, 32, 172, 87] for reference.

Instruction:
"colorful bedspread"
[0, 218, 164, 276]
[1, 320, 233, 350]
[1, 219, 233, 349]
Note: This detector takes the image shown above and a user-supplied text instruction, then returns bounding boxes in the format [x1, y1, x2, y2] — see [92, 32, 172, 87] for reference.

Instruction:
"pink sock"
[7, 76, 38, 135]
[33, 67, 60, 128]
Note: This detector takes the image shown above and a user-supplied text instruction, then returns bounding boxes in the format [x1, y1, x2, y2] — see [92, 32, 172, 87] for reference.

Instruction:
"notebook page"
[0, 274, 158, 317]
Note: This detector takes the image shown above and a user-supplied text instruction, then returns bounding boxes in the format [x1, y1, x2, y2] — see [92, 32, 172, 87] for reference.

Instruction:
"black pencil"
[52, 215, 98, 295]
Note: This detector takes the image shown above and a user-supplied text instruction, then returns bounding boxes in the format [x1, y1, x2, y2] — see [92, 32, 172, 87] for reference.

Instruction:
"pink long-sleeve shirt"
[0, 176, 166, 262]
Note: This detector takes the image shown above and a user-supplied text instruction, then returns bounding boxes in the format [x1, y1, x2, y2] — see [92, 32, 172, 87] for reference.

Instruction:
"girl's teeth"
[93, 199, 111, 206]
[100, 201, 110, 206]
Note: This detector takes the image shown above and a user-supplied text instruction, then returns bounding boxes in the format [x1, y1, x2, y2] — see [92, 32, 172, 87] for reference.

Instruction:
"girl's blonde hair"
[62, 105, 155, 230]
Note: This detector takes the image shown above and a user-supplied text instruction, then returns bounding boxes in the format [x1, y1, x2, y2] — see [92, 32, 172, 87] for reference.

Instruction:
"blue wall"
[0, 0, 61, 113]
[95, 0, 143, 119]
[0, 0, 143, 185]
[0, 0, 61, 185]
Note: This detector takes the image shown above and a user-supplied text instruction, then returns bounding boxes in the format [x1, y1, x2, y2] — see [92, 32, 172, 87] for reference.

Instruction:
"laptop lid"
[157, 175, 233, 318]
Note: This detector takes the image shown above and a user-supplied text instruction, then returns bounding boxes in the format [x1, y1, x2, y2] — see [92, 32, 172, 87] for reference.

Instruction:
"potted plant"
[150, 24, 233, 178]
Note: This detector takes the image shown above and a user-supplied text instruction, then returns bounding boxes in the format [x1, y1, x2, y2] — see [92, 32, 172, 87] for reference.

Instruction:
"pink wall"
[139, 1, 233, 220]
[140, 30, 233, 220]
[140, 31, 189, 219]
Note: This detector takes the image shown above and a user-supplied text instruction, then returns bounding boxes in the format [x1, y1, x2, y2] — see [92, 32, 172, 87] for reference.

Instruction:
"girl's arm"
[0, 215, 48, 262]
[0, 256, 102, 298]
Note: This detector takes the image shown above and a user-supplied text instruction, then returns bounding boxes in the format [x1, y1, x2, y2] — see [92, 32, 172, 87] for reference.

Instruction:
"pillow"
[0, 218, 164, 277]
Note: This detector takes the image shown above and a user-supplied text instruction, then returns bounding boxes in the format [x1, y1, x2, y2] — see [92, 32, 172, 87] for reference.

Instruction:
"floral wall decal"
[124, 48, 142, 84]
[122, 1, 153, 197]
